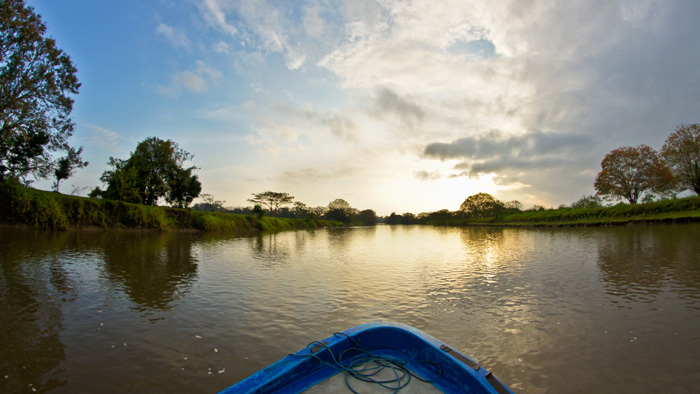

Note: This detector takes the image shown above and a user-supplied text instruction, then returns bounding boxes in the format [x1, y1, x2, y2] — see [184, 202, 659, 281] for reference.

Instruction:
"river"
[1, 224, 699, 393]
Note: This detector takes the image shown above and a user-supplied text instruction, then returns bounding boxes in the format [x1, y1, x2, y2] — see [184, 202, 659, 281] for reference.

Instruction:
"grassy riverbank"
[0, 181, 339, 232]
[423, 196, 700, 227]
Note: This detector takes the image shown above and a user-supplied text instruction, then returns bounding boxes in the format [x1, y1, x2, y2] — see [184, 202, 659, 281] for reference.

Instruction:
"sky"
[27, 0, 700, 215]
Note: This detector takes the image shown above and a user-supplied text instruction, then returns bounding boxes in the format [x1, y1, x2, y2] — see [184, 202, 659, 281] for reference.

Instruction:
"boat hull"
[218, 322, 513, 394]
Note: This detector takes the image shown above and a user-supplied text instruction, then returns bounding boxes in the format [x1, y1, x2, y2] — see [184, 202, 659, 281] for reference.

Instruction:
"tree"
[252, 204, 265, 218]
[594, 145, 676, 204]
[0, 0, 86, 182]
[247, 191, 294, 216]
[192, 193, 226, 212]
[326, 198, 358, 224]
[570, 194, 603, 209]
[459, 193, 505, 217]
[98, 137, 201, 207]
[52, 147, 86, 192]
[661, 124, 700, 195]
[328, 198, 353, 213]
[356, 209, 378, 226]
[292, 201, 311, 218]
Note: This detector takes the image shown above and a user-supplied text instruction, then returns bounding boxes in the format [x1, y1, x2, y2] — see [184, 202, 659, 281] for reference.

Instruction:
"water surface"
[1, 224, 699, 393]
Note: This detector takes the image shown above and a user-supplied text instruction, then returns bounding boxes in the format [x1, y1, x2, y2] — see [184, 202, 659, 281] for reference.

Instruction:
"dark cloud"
[413, 170, 442, 181]
[424, 129, 595, 178]
[321, 115, 357, 140]
[369, 87, 425, 124]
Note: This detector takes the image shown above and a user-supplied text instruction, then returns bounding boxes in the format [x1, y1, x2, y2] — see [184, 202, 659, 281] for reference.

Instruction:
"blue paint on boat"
[219, 322, 514, 394]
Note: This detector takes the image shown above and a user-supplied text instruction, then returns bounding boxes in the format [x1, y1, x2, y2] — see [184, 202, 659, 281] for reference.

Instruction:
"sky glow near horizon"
[28, 0, 700, 215]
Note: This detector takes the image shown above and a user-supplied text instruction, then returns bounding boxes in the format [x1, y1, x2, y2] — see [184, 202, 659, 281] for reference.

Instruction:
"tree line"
[192, 191, 378, 226]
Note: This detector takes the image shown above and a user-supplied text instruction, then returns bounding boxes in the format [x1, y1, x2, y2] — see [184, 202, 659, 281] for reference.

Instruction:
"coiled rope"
[292, 332, 443, 393]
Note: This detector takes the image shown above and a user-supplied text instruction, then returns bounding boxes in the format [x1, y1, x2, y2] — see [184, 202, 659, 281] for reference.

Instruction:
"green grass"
[0, 180, 340, 232]
[440, 196, 700, 227]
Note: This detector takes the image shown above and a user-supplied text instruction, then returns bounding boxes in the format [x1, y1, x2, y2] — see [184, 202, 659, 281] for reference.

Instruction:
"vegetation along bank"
[0, 180, 340, 233]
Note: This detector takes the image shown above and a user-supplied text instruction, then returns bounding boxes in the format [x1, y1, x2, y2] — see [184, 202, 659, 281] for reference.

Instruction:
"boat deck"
[302, 362, 444, 394]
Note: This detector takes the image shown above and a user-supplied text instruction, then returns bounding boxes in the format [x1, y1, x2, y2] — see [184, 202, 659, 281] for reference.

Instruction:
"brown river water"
[1, 224, 699, 393]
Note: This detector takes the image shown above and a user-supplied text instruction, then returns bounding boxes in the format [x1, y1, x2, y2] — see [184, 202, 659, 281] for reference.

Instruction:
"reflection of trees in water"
[99, 231, 198, 311]
[250, 233, 291, 269]
[0, 228, 77, 392]
[597, 225, 700, 308]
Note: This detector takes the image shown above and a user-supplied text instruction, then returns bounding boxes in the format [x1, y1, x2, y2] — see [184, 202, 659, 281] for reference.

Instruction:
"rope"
[291, 332, 443, 393]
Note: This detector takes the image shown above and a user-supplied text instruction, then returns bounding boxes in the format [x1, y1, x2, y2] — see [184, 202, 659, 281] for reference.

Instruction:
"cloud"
[181, 0, 699, 208]
[413, 170, 442, 181]
[282, 166, 356, 184]
[370, 87, 424, 124]
[155, 23, 190, 49]
[196, 0, 238, 36]
[83, 125, 128, 153]
[424, 129, 595, 178]
[156, 60, 222, 97]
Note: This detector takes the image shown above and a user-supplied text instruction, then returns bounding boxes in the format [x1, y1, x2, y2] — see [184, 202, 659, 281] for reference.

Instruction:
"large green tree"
[0, 0, 86, 182]
[97, 137, 201, 207]
[661, 124, 700, 195]
[594, 145, 675, 204]
[459, 192, 505, 217]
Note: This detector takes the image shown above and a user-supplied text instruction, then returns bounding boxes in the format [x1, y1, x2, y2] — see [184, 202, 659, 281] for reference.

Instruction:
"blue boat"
[219, 322, 514, 394]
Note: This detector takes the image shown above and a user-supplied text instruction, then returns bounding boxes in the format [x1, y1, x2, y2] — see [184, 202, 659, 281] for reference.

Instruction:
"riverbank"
[0, 181, 339, 233]
[421, 196, 700, 227]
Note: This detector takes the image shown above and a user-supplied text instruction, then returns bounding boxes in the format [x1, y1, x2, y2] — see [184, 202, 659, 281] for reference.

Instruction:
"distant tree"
[385, 212, 400, 225]
[248, 191, 294, 216]
[661, 124, 700, 195]
[309, 206, 328, 218]
[52, 147, 86, 192]
[0, 0, 87, 183]
[328, 198, 353, 213]
[325, 208, 351, 223]
[98, 137, 201, 207]
[356, 209, 378, 225]
[594, 145, 676, 204]
[326, 198, 358, 223]
[292, 202, 311, 218]
[423, 209, 455, 224]
[504, 200, 523, 211]
[459, 193, 505, 217]
[252, 204, 265, 218]
[570, 194, 603, 209]
[192, 193, 226, 212]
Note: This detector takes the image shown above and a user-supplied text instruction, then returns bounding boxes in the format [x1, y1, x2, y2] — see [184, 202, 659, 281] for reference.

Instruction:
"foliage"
[0, 0, 86, 182]
[661, 123, 700, 195]
[328, 198, 352, 212]
[98, 137, 201, 208]
[53, 147, 86, 192]
[459, 193, 506, 217]
[191, 193, 227, 212]
[247, 191, 294, 216]
[594, 145, 676, 204]
[252, 204, 265, 218]
[356, 209, 378, 225]
[384, 212, 419, 225]
[324, 198, 361, 224]
[570, 194, 603, 209]
[0, 180, 338, 231]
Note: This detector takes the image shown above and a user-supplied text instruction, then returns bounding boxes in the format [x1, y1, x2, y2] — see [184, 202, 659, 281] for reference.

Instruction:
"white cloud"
[156, 60, 222, 97]
[155, 22, 190, 49]
[197, 0, 238, 36]
[83, 125, 128, 153]
[178, 0, 699, 208]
